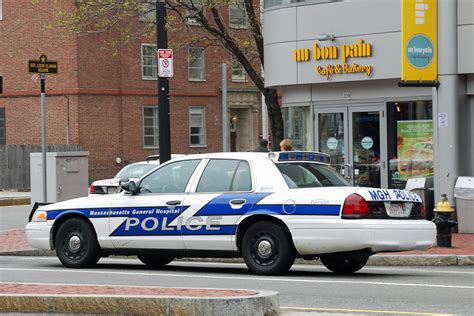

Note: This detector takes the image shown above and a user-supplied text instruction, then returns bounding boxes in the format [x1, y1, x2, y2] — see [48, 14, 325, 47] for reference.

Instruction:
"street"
[1, 256, 472, 315]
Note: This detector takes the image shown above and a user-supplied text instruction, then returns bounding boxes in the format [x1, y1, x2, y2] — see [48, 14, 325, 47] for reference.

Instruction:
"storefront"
[264, 0, 474, 204]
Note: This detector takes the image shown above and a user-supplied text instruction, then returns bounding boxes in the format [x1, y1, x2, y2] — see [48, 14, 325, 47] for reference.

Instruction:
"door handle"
[166, 200, 181, 206]
[230, 199, 246, 205]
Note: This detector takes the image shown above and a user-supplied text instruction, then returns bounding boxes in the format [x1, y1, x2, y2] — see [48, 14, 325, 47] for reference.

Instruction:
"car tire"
[55, 218, 101, 268]
[242, 221, 296, 275]
[320, 253, 369, 274]
[137, 255, 175, 268]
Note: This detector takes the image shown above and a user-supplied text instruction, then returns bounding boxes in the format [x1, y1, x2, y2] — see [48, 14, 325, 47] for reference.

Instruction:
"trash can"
[405, 177, 434, 220]
[454, 177, 474, 233]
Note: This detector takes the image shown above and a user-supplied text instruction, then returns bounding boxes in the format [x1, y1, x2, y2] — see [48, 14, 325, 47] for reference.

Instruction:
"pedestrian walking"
[280, 138, 293, 151]
[252, 138, 269, 152]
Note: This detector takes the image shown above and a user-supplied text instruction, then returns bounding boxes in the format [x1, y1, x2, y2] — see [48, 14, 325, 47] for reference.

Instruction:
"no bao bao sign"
[157, 49, 173, 77]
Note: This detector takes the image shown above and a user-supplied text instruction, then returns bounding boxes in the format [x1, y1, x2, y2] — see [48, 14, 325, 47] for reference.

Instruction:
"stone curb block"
[0, 198, 31, 207]
[0, 291, 279, 316]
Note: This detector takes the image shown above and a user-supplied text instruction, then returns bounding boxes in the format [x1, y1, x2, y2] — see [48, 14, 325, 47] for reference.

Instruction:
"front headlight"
[32, 211, 47, 222]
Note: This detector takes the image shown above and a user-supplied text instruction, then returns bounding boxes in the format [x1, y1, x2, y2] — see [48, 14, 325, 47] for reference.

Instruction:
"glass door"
[315, 105, 387, 188]
[349, 106, 387, 188]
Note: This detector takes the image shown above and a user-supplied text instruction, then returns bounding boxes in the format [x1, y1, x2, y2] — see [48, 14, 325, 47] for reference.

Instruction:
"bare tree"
[54, 0, 283, 150]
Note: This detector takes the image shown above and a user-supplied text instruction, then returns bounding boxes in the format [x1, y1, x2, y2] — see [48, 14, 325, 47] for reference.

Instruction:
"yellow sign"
[293, 39, 373, 80]
[401, 0, 437, 83]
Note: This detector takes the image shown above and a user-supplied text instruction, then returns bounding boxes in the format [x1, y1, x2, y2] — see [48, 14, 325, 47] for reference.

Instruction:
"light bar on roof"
[278, 152, 330, 164]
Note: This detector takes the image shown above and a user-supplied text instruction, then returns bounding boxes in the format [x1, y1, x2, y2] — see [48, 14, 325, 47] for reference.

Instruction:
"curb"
[0, 198, 31, 207]
[0, 290, 279, 316]
[1, 250, 473, 266]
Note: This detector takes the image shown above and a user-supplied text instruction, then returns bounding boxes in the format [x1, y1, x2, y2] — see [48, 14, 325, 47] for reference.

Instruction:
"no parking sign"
[157, 49, 173, 78]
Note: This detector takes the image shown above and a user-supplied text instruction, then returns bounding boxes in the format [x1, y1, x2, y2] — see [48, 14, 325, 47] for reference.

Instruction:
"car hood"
[38, 194, 121, 211]
[92, 178, 140, 186]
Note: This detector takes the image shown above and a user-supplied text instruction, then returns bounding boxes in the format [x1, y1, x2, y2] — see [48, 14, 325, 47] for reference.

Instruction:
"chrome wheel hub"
[257, 240, 272, 258]
[68, 236, 81, 252]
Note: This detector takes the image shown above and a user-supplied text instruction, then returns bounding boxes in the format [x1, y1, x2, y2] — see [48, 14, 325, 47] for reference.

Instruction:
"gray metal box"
[30, 151, 89, 204]
[454, 177, 474, 233]
[405, 177, 434, 220]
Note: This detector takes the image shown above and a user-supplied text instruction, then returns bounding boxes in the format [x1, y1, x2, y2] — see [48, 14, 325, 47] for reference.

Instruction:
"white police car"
[26, 152, 436, 275]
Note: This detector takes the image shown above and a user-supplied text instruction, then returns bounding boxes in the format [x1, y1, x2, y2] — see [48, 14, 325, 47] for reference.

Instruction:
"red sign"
[157, 49, 173, 78]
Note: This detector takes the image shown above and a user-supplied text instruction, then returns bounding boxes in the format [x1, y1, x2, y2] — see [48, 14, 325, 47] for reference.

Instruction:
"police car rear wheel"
[242, 221, 295, 275]
[55, 218, 101, 268]
[320, 253, 369, 274]
[137, 255, 174, 268]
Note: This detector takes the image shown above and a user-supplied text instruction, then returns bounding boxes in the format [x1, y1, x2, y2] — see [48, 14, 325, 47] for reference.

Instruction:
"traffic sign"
[157, 49, 173, 78]
[28, 54, 58, 74]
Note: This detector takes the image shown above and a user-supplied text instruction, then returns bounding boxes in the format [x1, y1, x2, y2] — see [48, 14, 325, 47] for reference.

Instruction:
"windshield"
[115, 163, 158, 179]
[277, 163, 351, 188]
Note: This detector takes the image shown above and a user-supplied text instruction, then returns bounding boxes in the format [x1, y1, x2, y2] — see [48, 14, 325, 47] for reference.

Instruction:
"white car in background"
[27, 151, 435, 275]
[89, 155, 184, 195]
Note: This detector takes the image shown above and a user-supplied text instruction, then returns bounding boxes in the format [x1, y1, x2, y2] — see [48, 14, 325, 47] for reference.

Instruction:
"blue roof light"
[278, 151, 330, 164]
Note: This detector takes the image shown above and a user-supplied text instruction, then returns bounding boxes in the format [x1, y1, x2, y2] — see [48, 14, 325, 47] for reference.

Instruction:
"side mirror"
[120, 179, 137, 194]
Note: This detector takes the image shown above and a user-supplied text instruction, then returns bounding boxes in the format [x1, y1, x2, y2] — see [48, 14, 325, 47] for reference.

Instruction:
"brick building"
[0, 0, 262, 182]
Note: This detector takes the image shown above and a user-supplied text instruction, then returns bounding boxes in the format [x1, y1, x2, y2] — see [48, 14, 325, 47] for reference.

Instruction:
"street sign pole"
[40, 73, 47, 202]
[156, 0, 171, 164]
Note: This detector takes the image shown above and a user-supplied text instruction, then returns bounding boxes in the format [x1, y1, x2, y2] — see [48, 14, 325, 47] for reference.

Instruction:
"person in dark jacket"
[253, 138, 269, 152]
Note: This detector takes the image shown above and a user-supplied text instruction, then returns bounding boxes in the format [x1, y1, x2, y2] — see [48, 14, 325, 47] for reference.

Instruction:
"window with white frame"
[229, 0, 247, 28]
[0, 108, 5, 145]
[188, 47, 205, 81]
[182, 0, 203, 25]
[0, 0, 3, 21]
[189, 106, 206, 146]
[231, 57, 246, 81]
[142, 44, 157, 80]
[143, 107, 159, 148]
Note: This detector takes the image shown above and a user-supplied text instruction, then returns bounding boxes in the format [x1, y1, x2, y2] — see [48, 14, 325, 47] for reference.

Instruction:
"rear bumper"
[25, 222, 53, 250]
[287, 218, 436, 255]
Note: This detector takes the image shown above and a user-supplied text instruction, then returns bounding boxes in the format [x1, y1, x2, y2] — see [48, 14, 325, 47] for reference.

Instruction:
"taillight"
[342, 193, 371, 219]
[89, 185, 95, 194]
[420, 202, 426, 218]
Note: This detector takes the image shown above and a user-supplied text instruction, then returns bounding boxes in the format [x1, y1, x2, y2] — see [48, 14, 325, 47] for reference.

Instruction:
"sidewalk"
[0, 191, 31, 206]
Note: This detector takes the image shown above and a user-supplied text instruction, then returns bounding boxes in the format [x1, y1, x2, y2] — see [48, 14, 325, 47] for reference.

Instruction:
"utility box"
[454, 177, 474, 233]
[405, 177, 434, 220]
[30, 151, 89, 204]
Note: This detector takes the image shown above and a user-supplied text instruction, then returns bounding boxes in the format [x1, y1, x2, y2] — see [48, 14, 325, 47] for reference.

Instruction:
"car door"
[182, 158, 263, 251]
[109, 159, 202, 250]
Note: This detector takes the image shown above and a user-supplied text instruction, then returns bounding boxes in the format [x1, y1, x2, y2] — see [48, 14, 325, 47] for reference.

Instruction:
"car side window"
[196, 159, 252, 193]
[139, 160, 201, 193]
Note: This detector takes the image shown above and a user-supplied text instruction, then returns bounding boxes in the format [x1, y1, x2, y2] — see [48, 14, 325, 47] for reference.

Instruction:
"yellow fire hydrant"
[432, 194, 457, 247]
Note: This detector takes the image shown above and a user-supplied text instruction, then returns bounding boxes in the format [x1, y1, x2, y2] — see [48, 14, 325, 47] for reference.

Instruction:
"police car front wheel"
[137, 255, 175, 268]
[55, 218, 101, 268]
[242, 221, 296, 275]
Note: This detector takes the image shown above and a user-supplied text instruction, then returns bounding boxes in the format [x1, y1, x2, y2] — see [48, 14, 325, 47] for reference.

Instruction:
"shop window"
[189, 106, 206, 146]
[0, 108, 5, 145]
[387, 100, 433, 189]
[188, 47, 205, 81]
[143, 107, 159, 148]
[283, 106, 311, 150]
[142, 44, 157, 80]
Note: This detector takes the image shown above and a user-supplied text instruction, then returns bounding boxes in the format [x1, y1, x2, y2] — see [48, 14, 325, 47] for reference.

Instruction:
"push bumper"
[25, 221, 53, 250]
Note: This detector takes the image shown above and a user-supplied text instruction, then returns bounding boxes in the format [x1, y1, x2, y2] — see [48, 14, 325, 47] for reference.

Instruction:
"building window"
[387, 100, 433, 189]
[189, 106, 206, 146]
[188, 47, 205, 81]
[231, 57, 246, 82]
[283, 106, 311, 150]
[143, 107, 159, 148]
[0, 0, 3, 21]
[139, 1, 155, 22]
[142, 44, 157, 80]
[0, 108, 5, 145]
[229, 0, 247, 28]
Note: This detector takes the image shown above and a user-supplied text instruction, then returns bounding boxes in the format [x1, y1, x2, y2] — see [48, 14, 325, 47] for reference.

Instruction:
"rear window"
[277, 163, 351, 188]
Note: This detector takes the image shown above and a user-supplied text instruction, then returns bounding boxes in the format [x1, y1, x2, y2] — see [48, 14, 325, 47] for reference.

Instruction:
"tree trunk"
[264, 88, 284, 151]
